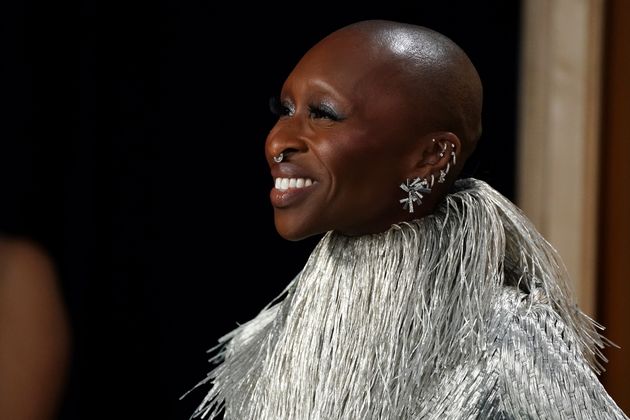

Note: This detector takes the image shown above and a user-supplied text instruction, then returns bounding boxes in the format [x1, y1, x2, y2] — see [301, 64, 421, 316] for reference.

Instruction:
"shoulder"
[492, 287, 582, 356]
[490, 286, 628, 419]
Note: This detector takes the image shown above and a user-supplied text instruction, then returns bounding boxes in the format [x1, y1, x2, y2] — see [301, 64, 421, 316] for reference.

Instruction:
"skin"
[0, 239, 70, 420]
[265, 20, 482, 241]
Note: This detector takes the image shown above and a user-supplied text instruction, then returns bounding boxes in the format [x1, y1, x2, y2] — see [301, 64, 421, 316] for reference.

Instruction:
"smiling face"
[265, 31, 427, 241]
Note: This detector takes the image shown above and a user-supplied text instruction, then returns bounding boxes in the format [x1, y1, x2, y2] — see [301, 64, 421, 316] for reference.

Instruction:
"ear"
[406, 132, 461, 184]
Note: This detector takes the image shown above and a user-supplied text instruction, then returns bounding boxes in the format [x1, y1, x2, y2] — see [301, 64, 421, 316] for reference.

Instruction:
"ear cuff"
[399, 139, 457, 213]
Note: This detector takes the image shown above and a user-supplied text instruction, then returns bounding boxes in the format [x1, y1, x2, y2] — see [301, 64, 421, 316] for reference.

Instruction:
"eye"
[269, 96, 293, 117]
[308, 103, 344, 121]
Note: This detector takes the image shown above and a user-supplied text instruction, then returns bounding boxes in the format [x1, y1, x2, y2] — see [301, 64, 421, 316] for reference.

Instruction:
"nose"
[265, 118, 309, 165]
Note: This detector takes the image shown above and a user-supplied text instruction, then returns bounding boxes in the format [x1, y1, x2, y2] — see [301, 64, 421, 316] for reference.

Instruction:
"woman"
[191, 20, 627, 419]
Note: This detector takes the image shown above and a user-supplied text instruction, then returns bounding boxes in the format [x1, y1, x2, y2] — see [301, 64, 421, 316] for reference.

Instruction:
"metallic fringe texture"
[189, 178, 627, 419]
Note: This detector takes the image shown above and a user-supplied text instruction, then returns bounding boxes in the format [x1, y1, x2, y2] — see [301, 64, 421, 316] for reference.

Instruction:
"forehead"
[283, 32, 408, 102]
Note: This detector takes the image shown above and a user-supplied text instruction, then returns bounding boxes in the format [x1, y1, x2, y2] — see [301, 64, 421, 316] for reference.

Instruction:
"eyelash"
[269, 97, 292, 117]
[269, 97, 343, 122]
[308, 104, 342, 121]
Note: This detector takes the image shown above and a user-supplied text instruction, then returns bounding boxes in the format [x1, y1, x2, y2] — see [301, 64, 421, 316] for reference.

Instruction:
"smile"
[274, 177, 315, 191]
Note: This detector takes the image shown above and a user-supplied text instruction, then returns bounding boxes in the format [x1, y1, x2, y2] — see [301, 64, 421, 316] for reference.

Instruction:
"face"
[265, 32, 423, 241]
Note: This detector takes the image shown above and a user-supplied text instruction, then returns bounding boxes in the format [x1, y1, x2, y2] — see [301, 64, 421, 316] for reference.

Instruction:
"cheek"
[318, 127, 385, 169]
[321, 142, 375, 182]
[321, 136, 403, 204]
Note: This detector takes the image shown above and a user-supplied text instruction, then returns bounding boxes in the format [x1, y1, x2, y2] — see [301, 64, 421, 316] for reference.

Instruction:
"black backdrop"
[2, 1, 520, 419]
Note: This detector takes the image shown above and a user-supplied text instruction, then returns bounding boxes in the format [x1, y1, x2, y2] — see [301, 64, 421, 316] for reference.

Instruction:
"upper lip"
[270, 162, 318, 181]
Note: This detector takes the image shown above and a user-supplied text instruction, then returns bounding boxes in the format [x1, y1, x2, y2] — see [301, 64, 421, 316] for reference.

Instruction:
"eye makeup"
[269, 96, 346, 122]
[308, 102, 345, 121]
[269, 96, 295, 117]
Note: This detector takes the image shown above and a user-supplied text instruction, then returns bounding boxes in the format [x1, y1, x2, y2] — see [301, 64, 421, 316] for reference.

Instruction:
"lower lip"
[269, 184, 317, 208]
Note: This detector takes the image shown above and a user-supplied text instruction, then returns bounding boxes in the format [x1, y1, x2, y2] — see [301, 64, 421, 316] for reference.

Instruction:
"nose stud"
[273, 153, 284, 163]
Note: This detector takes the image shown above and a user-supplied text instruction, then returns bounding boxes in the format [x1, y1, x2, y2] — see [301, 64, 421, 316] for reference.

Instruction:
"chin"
[274, 213, 320, 242]
[274, 224, 312, 242]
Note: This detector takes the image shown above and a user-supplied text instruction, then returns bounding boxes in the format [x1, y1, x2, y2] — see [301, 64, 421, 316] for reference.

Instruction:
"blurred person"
[0, 237, 70, 420]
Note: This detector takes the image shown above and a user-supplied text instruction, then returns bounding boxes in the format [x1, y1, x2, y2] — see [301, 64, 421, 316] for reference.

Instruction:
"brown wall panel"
[598, 0, 630, 413]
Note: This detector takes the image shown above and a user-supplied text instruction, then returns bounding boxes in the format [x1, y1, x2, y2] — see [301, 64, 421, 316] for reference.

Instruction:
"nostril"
[272, 148, 299, 163]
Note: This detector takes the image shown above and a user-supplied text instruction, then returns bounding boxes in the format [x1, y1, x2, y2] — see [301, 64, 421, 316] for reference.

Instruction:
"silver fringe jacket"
[191, 179, 628, 419]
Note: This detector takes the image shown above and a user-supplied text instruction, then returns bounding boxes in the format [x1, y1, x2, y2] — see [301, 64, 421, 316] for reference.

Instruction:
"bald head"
[322, 20, 483, 159]
[266, 20, 484, 239]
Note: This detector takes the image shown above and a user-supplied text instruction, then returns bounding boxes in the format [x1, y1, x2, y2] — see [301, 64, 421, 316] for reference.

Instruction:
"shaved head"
[325, 20, 483, 159]
[266, 19, 484, 239]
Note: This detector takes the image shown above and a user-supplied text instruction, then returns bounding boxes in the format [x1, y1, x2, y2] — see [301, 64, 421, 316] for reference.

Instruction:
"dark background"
[1, 1, 520, 419]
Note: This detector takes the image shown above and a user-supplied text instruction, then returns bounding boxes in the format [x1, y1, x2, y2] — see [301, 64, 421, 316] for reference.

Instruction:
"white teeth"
[274, 177, 315, 191]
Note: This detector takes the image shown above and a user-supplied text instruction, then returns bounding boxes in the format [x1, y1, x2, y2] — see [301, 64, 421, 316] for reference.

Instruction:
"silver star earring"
[399, 177, 431, 213]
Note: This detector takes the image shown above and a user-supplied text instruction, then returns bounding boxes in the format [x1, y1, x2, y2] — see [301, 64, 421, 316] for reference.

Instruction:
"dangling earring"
[399, 177, 431, 213]
[400, 141, 457, 213]
[437, 142, 456, 184]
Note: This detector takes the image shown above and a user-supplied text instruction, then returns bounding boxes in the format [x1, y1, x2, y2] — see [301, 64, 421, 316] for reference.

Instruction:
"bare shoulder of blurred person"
[0, 238, 70, 420]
